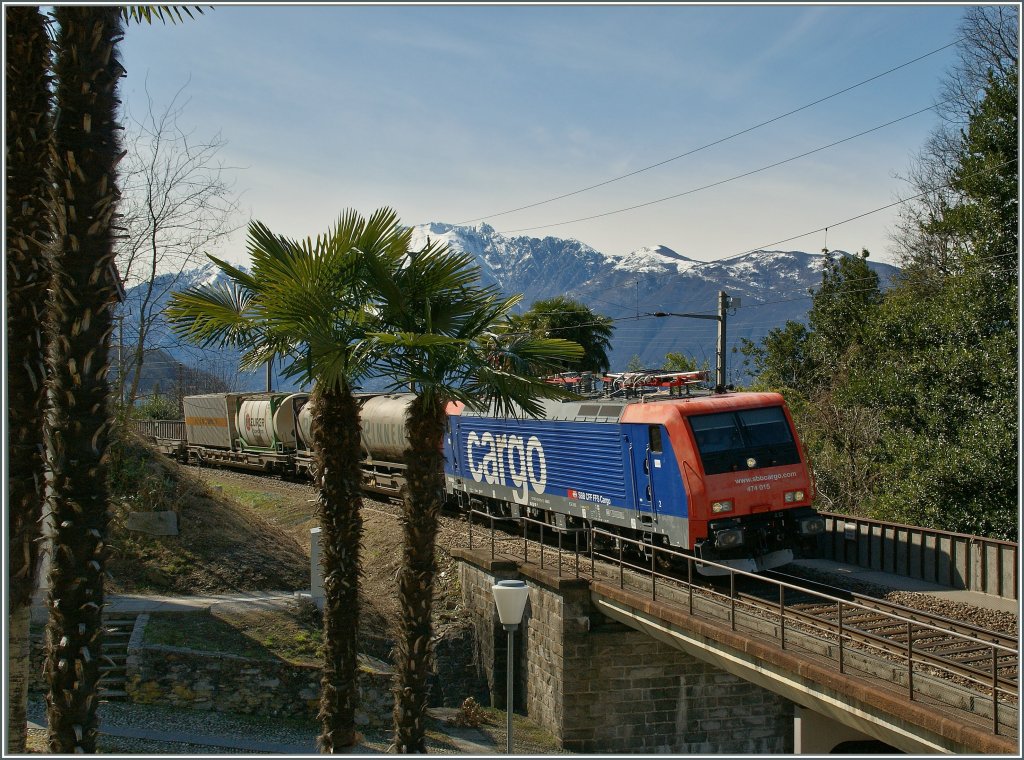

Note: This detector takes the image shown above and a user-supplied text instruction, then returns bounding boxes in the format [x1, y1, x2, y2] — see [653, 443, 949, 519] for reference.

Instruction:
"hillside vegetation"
[106, 426, 308, 593]
[105, 426, 465, 651]
[740, 14, 1017, 539]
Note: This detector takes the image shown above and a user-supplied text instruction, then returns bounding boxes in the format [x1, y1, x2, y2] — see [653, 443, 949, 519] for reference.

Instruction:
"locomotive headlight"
[711, 500, 734, 513]
[715, 528, 745, 549]
[798, 516, 825, 535]
[784, 490, 806, 503]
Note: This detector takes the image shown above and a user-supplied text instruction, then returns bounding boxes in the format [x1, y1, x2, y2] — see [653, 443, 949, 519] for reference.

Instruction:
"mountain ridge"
[122, 222, 899, 392]
[407, 222, 898, 377]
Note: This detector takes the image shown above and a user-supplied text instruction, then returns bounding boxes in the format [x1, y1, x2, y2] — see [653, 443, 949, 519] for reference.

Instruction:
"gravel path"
[27, 696, 322, 754]
[26, 695, 562, 755]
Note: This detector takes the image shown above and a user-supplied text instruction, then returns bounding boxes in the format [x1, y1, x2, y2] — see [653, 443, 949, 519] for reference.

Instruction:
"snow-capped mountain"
[124, 224, 898, 393]
[410, 223, 898, 380]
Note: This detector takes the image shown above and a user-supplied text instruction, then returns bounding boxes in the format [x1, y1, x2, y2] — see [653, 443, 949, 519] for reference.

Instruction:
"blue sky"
[117, 3, 972, 266]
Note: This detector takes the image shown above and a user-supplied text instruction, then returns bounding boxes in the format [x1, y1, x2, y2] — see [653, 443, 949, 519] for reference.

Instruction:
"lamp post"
[491, 579, 530, 754]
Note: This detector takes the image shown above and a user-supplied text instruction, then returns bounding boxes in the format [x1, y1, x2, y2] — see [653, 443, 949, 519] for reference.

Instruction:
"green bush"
[132, 394, 181, 420]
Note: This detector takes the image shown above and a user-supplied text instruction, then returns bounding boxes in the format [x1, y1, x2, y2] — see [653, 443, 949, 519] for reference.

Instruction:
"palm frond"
[370, 332, 468, 349]
[463, 364, 580, 418]
[206, 253, 259, 292]
[122, 6, 206, 25]
[165, 281, 259, 348]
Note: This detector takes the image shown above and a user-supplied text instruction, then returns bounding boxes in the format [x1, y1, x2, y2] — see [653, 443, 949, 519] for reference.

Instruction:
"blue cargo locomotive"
[442, 390, 823, 575]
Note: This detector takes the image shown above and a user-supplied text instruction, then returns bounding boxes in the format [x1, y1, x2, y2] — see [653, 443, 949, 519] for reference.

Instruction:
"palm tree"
[5, 7, 53, 753]
[6, 8, 203, 752]
[363, 240, 583, 752]
[166, 209, 410, 752]
[39, 7, 127, 752]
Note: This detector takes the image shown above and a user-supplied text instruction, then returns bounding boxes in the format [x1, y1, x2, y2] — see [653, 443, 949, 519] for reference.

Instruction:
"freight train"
[141, 378, 822, 575]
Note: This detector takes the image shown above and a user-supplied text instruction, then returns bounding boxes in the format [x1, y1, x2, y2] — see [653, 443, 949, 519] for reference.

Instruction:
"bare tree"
[937, 5, 1018, 125]
[891, 6, 1018, 270]
[117, 78, 242, 404]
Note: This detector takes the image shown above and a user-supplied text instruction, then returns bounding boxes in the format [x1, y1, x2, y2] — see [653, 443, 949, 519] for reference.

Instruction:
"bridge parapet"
[452, 544, 1018, 755]
[818, 513, 1018, 600]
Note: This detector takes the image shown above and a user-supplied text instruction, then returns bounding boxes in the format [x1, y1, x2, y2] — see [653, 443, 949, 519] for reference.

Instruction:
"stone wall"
[429, 621, 491, 708]
[457, 557, 520, 709]
[455, 549, 794, 754]
[127, 636, 394, 727]
[32, 613, 486, 727]
[123, 614, 486, 727]
[563, 626, 793, 753]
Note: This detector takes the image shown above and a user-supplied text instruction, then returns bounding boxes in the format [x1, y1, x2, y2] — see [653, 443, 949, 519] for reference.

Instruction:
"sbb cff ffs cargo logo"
[465, 431, 547, 504]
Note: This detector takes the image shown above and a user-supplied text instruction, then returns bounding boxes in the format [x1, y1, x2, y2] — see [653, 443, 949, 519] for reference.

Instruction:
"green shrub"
[132, 394, 181, 420]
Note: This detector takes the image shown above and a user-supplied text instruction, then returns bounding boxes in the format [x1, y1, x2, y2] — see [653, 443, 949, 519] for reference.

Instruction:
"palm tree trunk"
[392, 395, 447, 753]
[311, 385, 364, 752]
[42, 6, 124, 753]
[5, 6, 53, 753]
[7, 606, 33, 754]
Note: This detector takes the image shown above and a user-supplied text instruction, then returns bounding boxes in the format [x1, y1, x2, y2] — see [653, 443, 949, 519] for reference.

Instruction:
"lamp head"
[491, 579, 529, 626]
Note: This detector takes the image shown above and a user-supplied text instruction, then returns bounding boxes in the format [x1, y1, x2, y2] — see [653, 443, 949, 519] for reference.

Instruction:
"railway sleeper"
[751, 602, 1018, 693]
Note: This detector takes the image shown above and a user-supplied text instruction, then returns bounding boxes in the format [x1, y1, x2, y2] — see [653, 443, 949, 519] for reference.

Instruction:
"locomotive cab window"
[688, 406, 800, 475]
[648, 426, 663, 453]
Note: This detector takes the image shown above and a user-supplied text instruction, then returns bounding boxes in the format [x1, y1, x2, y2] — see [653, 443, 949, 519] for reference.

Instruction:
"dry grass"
[105, 439, 308, 595]
[144, 599, 323, 664]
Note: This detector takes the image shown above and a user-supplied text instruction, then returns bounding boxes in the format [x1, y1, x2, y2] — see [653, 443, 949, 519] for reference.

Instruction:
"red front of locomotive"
[665, 392, 821, 573]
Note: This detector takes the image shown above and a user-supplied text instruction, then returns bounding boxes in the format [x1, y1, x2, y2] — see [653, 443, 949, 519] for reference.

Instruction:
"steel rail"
[766, 569, 1018, 649]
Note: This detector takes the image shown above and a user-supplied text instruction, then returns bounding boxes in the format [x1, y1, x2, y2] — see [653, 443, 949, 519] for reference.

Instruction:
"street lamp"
[491, 579, 530, 754]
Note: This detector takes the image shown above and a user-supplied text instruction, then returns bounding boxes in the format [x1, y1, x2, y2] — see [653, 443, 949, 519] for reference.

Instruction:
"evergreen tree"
[662, 352, 707, 373]
[509, 296, 614, 374]
[805, 249, 883, 384]
[851, 67, 1018, 538]
[739, 321, 814, 394]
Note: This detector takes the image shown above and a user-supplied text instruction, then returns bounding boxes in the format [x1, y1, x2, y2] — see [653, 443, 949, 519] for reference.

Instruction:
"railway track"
[753, 570, 1019, 700]
[480, 514, 1019, 731]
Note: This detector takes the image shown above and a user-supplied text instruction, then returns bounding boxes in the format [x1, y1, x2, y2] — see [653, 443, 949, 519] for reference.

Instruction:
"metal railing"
[465, 511, 1018, 737]
[818, 512, 1019, 600]
[130, 419, 186, 441]
[467, 508, 589, 578]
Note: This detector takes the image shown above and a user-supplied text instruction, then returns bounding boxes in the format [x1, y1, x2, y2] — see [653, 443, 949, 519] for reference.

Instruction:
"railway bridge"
[450, 532, 1018, 755]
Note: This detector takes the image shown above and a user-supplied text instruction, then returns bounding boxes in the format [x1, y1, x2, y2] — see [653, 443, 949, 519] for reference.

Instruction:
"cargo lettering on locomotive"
[465, 431, 547, 504]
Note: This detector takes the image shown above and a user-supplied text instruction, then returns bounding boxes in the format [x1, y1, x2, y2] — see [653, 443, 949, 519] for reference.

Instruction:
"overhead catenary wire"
[527, 155, 1015, 327]
[718, 157, 1017, 261]
[497, 103, 941, 235]
[453, 37, 963, 226]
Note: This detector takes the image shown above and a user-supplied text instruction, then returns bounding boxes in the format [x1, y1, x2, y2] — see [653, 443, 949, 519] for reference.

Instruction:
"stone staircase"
[99, 613, 138, 701]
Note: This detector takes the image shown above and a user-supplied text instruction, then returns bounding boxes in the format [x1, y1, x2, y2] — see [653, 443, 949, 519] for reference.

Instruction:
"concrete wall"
[456, 552, 794, 753]
[794, 706, 900, 754]
[818, 514, 1017, 599]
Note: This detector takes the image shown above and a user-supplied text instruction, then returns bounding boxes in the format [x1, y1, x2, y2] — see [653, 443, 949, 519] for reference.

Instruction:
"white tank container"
[296, 398, 314, 451]
[274, 393, 307, 448]
[359, 394, 414, 460]
[237, 396, 278, 448]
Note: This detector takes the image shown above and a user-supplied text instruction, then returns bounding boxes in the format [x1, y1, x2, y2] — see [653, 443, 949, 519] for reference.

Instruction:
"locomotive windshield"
[688, 406, 801, 475]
